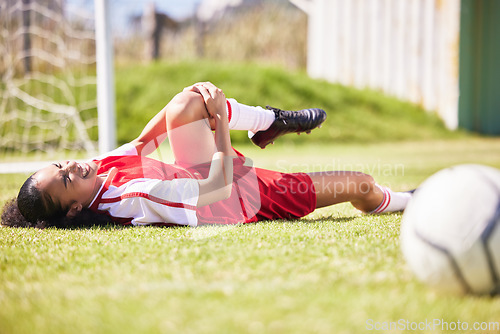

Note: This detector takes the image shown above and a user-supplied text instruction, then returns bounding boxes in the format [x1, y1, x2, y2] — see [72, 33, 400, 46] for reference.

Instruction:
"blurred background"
[0, 0, 308, 162]
[0, 0, 498, 167]
[114, 0, 307, 69]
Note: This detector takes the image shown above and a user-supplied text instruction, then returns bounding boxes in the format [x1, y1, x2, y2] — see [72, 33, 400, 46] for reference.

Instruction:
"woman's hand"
[184, 82, 233, 156]
[184, 82, 227, 122]
[184, 82, 236, 206]
[187, 83, 234, 206]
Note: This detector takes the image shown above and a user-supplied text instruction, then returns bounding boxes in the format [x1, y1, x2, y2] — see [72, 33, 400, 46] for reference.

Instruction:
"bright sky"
[67, 0, 202, 34]
[69, 0, 272, 34]
[113, 0, 202, 20]
[111, 0, 202, 34]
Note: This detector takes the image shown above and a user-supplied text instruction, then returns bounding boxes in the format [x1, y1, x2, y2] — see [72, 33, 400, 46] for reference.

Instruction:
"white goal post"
[95, 0, 116, 154]
[0, 0, 116, 174]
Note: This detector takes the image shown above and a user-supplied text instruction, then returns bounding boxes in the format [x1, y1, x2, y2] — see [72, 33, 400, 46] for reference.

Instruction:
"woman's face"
[33, 161, 103, 212]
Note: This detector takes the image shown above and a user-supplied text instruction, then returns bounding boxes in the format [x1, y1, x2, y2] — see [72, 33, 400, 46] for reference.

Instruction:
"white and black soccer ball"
[401, 164, 500, 295]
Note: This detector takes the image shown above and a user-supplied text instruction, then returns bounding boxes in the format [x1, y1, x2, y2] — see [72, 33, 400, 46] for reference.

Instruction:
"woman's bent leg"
[165, 91, 217, 166]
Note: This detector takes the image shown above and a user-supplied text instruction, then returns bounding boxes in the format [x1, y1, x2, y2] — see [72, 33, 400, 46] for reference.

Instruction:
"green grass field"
[2, 138, 500, 334]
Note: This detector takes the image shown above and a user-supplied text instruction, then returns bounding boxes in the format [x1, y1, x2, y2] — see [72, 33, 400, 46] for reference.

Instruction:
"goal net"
[0, 0, 98, 173]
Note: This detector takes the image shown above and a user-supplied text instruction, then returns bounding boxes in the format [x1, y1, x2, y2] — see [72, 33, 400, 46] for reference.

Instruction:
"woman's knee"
[351, 172, 376, 196]
[165, 91, 208, 128]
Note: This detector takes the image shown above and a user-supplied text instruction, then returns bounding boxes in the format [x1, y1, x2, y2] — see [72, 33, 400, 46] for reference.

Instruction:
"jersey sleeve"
[98, 177, 200, 226]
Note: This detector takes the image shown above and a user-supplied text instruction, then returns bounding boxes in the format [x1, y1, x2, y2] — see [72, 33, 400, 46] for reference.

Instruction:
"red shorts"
[251, 168, 317, 222]
[192, 150, 317, 225]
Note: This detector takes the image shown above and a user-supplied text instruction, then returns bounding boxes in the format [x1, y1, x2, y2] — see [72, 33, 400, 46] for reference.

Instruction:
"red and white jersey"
[87, 144, 317, 227]
[88, 144, 200, 226]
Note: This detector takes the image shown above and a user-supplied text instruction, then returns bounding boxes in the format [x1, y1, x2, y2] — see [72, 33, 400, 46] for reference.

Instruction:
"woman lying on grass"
[1, 82, 412, 229]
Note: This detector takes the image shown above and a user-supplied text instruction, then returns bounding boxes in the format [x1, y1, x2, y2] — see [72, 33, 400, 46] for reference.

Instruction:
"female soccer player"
[1, 82, 411, 228]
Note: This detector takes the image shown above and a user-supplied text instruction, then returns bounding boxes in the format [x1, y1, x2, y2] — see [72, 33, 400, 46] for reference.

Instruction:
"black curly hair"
[1, 175, 113, 229]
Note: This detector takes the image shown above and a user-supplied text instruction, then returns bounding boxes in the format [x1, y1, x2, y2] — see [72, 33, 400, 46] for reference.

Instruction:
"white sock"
[370, 184, 412, 214]
[226, 99, 275, 136]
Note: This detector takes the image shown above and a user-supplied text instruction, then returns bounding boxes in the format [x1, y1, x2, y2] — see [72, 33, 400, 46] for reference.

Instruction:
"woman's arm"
[129, 82, 217, 156]
[126, 82, 234, 206]
[194, 83, 236, 207]
[129, 107, 168, 156]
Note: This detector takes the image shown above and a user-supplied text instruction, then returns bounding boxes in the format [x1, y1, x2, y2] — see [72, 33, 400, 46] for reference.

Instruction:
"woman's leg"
[307, 171, 384, 212]
[165, 91, 218, 166]
[308, 171, 412, 213]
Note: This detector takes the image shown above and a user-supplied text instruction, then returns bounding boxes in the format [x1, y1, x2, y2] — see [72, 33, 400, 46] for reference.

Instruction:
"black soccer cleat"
[251, 106, 327, 149]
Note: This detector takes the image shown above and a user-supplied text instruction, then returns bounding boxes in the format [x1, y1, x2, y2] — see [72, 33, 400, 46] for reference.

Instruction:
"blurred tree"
[141, 2, 179, 61]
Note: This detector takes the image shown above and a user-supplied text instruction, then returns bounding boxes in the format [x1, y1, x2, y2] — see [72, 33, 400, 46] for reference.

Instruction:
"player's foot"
[250, 106, 327, 149]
